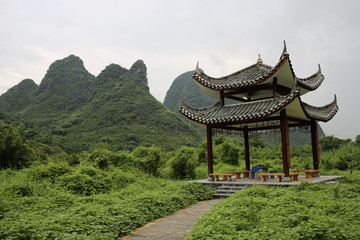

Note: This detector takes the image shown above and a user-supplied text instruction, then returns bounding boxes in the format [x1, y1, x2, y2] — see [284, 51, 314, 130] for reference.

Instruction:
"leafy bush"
[132, 146, 162, 176]
[3, 182, 33, 197]
[215, 141, 240, 165]
[87, 148, 120, 169]
[0, 163, 213, 239]
[170, 146, 198, 179]
[320, 135, 351, 151]
[189, 174, 360, 240]
[0, 123, 40, 169]
[29, 162, 73, 182]
[56, 166, 111, 196]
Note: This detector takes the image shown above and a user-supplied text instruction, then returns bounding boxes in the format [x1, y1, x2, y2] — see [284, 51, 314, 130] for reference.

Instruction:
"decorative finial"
[318, 64, 322, 73]
[279, 40, 288, 60]
[257, 54, 263, 64]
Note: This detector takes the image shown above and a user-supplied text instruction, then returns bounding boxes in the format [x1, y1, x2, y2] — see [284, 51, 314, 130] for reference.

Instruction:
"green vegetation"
[0, 155, 213, 239]
[0, 121, 48, 169]
[188, 172, 360, 240]
[163, 71, 217, 112]
[0, 117, 359, 239]
[0, 56, 359, 239]
[0, 56, 201, 152]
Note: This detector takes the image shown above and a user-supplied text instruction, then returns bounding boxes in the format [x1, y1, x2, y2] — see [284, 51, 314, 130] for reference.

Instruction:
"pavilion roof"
[193, 44, 324, 98]
[179, 89, 338, 127]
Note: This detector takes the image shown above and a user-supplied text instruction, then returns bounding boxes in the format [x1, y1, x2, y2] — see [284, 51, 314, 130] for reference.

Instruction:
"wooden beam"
[280, 109, 290, 177]
[273, 77, 278, 97]
[244, 127, 250, 171]
[310, 120, 320, 170]
[222, 83, 273, 96]
[220, 90, 225, 106]
[225, 95, 249, 102]
[211, 116, 281, 129]
[206, 125, 214, 176]
[287, 117, 311, 125]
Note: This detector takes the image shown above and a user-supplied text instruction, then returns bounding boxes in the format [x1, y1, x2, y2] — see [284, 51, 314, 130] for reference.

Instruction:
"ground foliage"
[189, 171, 360, 240]
[1, 115, 359, 239]
[0, 161, 214, 239]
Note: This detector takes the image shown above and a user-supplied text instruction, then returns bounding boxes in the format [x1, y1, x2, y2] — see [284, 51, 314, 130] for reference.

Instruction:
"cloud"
[0, 0, 359, 139]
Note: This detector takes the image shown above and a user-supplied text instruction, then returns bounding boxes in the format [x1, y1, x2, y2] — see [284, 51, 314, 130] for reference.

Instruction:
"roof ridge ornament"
[195, 61, 204, 74]
[279, 40, 288, 60]
[257, 54, 263, 64]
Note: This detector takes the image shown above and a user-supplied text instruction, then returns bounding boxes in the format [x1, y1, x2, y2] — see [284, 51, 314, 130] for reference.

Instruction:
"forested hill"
[163, 70, 325, 146]
[163, 71, 217, 112]
[0, 55, 201, 152]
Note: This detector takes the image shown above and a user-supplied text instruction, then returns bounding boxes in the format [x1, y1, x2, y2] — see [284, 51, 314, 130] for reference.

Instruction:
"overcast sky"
[1, 0, 359, 139]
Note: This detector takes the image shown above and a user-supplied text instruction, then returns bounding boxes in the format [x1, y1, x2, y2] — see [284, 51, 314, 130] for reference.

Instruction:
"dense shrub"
[320, 135, 351, 151]
[3, 182, 33, 197]
[87, 148, 120, 169]
[28, 162, 73, 182]
[132, 146, 162, 176]
[0, 165, 213, 239]
[215, 141, 240, 165]
[57, 171, 111, 196]
[170, 146, 198, 179]
[189, 173, 360, 240]
[0, 123, 39, 169]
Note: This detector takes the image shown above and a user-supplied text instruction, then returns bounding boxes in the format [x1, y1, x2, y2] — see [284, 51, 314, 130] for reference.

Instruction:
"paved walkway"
[119, 199, 221, 240]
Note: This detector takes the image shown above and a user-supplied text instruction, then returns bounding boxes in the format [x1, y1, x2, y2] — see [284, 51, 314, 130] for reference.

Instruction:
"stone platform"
[194, 175, 343, 188]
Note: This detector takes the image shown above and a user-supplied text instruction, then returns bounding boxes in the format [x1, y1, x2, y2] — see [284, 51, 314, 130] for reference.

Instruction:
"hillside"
[0, 55, 201, 152]
[163, 70, 325, 146]
[164, 71, 217, 112]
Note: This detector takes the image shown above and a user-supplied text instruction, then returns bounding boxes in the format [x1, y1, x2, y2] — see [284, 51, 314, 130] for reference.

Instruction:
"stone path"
[119, 199, 221, 240]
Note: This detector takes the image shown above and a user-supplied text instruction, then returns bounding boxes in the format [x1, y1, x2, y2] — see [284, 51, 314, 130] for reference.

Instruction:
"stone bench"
[225, 171, 250, 179]
[258, 172, 300, 182]
[292, 170, 319, 178]
[209, 173, 233, 181]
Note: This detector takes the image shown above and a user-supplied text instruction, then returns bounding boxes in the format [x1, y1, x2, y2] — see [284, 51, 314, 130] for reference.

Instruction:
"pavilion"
[179, 42, 338, 180]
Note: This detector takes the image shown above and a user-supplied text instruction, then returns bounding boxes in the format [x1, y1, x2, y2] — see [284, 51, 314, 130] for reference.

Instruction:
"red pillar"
[280, 110, 290, 177]
[311, 120, 320, 170]
[244, 127, 250, 171]
[206, 125, 214, 176]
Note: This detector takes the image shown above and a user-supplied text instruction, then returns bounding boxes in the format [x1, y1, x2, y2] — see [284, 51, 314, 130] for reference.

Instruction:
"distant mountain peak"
[49, 54, 85, 70]
[130, 59, 147, 85]
[19, 78, 38, 87]
[62, 54, 83, 63]
[0, 56, 201, 152]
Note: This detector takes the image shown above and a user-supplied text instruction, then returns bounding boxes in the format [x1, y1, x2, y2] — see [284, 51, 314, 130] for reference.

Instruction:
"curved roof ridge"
[295, 64, 324, 91]
[179, 88, 300, 125]
[193, 56, 289, 90]
[180, 98, 223, 114]
[194, 62, 272, 81]
[279, 40, 288, 60]
[300, 95, 338, 122]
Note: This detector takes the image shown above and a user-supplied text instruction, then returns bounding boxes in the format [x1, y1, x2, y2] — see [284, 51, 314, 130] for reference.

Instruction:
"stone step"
[212, 185, 247, 198]
[216, 189, 241, 194]
[212, 193, 233, 198]
[217, 186, 246, 191]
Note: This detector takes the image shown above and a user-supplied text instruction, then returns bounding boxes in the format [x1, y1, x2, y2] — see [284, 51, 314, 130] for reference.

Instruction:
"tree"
[320, 135, 351, 151]
[0, 123, 35, 169]
[132, 146, 162, 176]
[355, 135, 360, 145]
[171, 146, 198, 179]
[216, 141, 240, 165]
